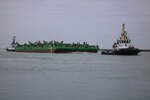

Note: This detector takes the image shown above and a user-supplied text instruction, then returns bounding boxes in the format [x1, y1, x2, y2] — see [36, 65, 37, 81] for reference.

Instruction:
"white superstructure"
[113, 24, 134, 49]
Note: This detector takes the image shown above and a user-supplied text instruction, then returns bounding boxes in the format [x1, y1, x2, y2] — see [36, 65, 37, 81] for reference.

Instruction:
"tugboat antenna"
[122, 24, 125, 32]
[11, 36, 16, 47]
[122, 24, 127, 35]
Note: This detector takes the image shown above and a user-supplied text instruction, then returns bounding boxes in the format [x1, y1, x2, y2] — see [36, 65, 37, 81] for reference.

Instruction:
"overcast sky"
[0, 0, 150, 49]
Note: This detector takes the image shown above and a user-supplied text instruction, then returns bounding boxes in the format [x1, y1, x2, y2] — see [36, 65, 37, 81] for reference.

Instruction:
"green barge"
[7, 37, 99, 53]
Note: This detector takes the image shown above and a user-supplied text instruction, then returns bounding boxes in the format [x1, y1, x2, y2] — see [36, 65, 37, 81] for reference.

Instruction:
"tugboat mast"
[11, 36, 16, 47]
[121, 24, 127, 35]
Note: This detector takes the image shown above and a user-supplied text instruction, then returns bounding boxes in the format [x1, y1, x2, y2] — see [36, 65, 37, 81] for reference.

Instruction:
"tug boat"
[101, 24, 140, 55]
[6, 36, 17, 52]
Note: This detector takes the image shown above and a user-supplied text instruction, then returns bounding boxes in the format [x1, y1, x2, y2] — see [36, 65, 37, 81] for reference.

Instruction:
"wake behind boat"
[101, 24, 140, 55]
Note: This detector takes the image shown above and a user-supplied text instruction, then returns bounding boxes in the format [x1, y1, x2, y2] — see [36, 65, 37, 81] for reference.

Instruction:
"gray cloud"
[0, 0, 150, 49]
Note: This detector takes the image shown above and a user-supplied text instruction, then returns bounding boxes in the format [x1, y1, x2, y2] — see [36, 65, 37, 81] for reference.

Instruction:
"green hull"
[15, 43, 99, 53]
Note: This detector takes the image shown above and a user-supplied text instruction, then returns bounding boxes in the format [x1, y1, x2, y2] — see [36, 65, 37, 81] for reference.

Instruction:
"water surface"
[0, 49, 150, 100]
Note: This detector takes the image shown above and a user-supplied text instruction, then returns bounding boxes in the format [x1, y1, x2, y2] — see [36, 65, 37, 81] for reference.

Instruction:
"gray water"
[0, 49, 150, 100]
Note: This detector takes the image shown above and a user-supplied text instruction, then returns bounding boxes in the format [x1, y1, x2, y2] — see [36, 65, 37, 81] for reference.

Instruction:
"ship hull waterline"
[101, 48, 141, 55]
[6, 48, 16, 52]
[10, 49, 98, 53]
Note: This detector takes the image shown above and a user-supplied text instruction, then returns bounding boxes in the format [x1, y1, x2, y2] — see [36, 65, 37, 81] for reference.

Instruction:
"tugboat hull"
[114, 48, 140, 55]
[6, 48, 16, 52]
[101, 48, 140, 55]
